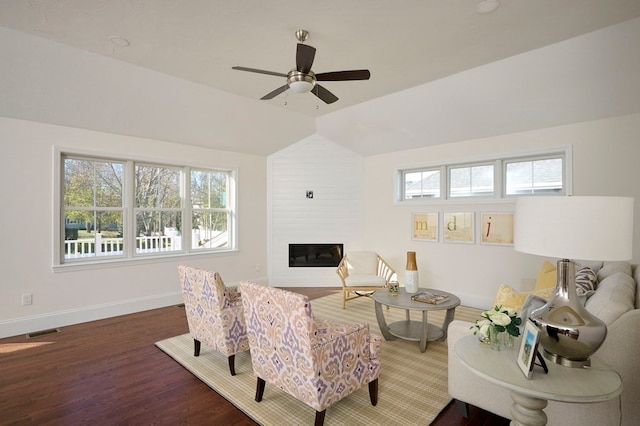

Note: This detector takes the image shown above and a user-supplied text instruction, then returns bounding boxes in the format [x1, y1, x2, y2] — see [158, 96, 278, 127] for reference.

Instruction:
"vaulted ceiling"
[2, 1, 640, 156]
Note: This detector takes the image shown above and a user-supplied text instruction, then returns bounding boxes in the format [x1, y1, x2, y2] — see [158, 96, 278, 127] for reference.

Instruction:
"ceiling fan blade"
[296, 43, 316, 74]
[316, 70, 371, 81]
[312, 85, 339, 104]
[232, 66, 287, 78]
[261, 85, 289, 100]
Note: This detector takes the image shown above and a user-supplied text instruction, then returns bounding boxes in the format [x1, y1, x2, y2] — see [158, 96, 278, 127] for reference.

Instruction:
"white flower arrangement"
[472, 305, 522, 338]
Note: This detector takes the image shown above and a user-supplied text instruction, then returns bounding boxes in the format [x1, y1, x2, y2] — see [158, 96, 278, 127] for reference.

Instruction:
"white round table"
[455, 335, 622, 425]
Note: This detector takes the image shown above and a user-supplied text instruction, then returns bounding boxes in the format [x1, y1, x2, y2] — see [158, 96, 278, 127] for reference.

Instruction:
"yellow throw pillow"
[534, 260, 557, 291]
[493, 284, 555, 311]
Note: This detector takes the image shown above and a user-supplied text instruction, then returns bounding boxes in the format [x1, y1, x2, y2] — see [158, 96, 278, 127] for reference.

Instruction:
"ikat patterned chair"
[178, 265, 249, 376]
[240, 281, 382, 426]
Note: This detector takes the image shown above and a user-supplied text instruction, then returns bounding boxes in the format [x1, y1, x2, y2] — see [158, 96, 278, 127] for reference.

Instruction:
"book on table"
[411, 291, 449, 304]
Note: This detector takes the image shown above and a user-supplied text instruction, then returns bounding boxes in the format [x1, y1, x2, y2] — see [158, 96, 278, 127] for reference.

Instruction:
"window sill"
[52, 249, 239, 273]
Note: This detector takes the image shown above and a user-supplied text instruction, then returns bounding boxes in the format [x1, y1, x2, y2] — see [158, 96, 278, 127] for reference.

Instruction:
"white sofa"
[448, 262, 640, 426]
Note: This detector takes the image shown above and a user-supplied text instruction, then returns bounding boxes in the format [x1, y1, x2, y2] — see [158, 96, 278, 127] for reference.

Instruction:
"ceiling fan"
[232, 29, 370, 104]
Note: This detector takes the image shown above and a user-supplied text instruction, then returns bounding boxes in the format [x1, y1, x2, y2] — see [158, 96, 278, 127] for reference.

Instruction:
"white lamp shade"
[514, 196, 634, 261]
[288, 80, 314, 93]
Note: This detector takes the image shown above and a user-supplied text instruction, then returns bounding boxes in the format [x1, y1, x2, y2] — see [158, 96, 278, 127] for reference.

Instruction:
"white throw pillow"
[597, 261, 632, 281]
[585, 271, 636, 325]
[347, 251, 378, 274]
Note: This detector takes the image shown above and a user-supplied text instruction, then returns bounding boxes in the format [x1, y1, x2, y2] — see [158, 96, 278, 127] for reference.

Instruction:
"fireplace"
[289, 243, 343, 267]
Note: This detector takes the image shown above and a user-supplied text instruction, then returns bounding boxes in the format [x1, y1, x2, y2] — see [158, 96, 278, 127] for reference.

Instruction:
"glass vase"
[490, 325, 501, 351]
[477, 328, 491, 345]
[502, 332, 514, 348]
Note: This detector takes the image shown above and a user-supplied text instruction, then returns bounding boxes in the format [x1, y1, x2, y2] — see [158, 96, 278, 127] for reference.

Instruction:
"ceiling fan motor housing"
[287, 70, 316, 93]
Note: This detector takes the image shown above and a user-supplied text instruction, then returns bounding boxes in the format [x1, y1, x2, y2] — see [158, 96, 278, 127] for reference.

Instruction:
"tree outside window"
[61, 154, 235, 264]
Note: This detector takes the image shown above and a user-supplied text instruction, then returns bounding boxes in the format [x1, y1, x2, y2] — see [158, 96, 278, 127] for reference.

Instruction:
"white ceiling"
[1, 0, 640, 156]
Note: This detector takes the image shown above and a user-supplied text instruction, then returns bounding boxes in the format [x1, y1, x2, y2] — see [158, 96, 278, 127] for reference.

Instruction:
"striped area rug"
[155, 292, 482, 425]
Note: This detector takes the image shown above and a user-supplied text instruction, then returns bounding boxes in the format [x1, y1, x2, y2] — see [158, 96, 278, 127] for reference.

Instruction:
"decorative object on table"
[502, 331, 514, 348]
[443, 212, 475, 244]
[405, 251, 419, 293]
[411, 212, 439, 242]
[411, 291, 448, 304]
[517, 319, 543, 379]
[470, 305, 521, 350]
[388, 280, 399, 296]
[515, 196, 634, 368]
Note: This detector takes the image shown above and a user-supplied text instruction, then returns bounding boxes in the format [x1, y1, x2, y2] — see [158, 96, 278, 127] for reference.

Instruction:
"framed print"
[480, 212, 514, 246]
[411, 212, 439, 242]
[518, 319, 542, 379]
[443, 212, 475, 244]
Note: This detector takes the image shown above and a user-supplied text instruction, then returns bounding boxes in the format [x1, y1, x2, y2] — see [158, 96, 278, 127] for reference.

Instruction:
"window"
[403, 169, 440, 199]
[134, 164, 182, 254]
[191, 169, 230, 250]
[398, 149, 568, 202]
[59, 152, 236, 265]
[449, 164, 494, 198]
[63, 157, 124, 258]
[505, 157, 563, 195]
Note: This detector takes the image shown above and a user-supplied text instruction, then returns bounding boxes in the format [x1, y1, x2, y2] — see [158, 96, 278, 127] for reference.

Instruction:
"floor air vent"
[26, 328, 60, 339]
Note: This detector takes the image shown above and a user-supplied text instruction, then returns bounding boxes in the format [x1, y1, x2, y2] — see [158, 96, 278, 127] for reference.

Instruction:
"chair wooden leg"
[314, 410, 326, 426]
[227, 354, 236, 376]
[255, 377, 266, 402]
[368, 378, 379, 406]
[193, 339, 201, 357]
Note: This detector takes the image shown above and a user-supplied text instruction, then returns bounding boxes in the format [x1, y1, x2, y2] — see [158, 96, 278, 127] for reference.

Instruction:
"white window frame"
[53, 147, 238, 270]
[503, 154, 566, 196]
[401, 167, 442, 200]
[396, 146, 571, 204]
[447, 162, 496, 199]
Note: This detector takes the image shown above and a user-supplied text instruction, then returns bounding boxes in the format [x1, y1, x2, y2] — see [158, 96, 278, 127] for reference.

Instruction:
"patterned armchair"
[178, 265, 249, 376]
[240, 281, 382, 425]
[336, 251, 396, 309]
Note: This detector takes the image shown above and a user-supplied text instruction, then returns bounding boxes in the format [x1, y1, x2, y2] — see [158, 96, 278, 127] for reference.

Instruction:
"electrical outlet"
[255, 264, 261, 272]
[22, 293, 33, 306]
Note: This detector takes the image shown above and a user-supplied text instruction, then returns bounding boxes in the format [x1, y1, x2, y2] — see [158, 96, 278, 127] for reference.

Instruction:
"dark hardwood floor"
[0, 287, 508, 425]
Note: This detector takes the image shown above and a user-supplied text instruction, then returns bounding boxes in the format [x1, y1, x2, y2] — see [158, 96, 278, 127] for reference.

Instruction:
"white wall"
[0, 117, 267, 338]
[3, 113, 638, 338]
[268, 135, 364, 286]
[362, 113, 640, 309]
[0, 26, 315, 157]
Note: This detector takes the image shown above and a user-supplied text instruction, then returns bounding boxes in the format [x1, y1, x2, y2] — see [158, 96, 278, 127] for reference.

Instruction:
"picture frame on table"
[443, 212, 475, 244]
[518, 319, 542, 379]
[411, 212, 439, 242]
[480, 212, 514, 246]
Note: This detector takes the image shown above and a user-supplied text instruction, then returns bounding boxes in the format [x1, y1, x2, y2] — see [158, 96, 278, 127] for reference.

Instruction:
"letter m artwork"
[411, 213, 439, 242]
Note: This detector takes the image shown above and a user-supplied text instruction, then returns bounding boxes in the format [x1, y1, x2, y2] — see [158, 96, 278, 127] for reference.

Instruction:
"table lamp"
[514, 196, 634, 367]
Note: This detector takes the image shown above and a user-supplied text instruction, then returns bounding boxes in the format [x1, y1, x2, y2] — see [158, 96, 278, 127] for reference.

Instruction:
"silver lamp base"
[529, 259, 607, 368]
[541, 349, 590, 368]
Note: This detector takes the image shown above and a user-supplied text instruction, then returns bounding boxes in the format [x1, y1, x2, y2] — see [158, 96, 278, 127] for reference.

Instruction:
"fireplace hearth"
[289, 243, 343, 267]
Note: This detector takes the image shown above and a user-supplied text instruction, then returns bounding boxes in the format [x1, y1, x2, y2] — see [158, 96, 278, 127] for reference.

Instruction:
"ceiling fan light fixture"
[287, 70, 316, 93]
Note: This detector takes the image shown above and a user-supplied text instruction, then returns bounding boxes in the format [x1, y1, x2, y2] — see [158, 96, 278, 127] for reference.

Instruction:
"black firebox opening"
[289, 243, 343, 267]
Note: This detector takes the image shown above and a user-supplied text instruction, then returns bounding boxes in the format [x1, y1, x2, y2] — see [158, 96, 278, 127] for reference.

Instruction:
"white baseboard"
[0, 291, 183, 339]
